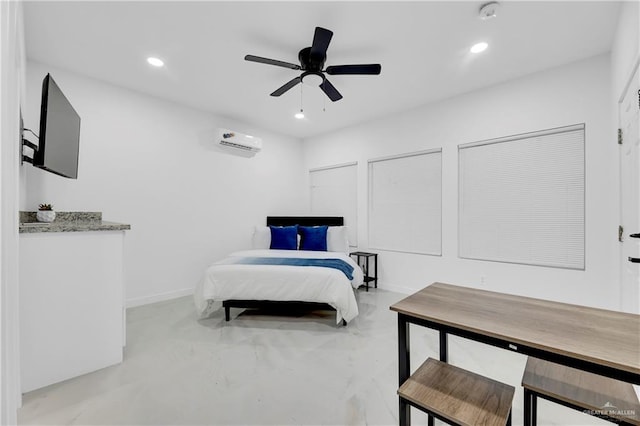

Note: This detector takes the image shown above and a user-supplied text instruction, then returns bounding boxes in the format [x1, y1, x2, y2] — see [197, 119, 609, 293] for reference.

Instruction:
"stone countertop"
[19, 211, 131, 234]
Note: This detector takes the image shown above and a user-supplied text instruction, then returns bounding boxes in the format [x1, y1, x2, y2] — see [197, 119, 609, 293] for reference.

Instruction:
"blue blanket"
[232, 257, 354, 280]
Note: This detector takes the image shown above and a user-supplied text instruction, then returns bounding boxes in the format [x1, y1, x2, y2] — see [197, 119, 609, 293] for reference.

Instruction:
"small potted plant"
[36, 203, 56, 223]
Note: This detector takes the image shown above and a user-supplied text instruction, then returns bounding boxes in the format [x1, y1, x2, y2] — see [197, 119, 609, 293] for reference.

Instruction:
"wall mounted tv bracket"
[20, 115, 39, 165]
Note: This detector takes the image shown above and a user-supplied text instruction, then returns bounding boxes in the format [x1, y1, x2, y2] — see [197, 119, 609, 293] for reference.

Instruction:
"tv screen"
[34, 74, 81, 179]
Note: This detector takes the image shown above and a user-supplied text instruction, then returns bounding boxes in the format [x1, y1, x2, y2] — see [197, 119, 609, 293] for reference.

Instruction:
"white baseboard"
[126, 287, 193, 308]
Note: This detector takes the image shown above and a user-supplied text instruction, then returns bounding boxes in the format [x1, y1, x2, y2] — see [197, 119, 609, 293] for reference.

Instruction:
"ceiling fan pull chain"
[300, 83, 304, 113]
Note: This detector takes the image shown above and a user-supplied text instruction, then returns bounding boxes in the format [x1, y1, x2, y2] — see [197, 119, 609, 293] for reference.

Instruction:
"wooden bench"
[522, 357, 640, 426]
[398, 358, 515, 426]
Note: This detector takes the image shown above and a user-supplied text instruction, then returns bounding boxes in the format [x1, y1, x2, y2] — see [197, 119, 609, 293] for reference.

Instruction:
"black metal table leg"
[365, 256, 370, 292]
[531, 391, 537, 426]
[524, 389, 531, 426]
[398, 314, 411, 426]
[374, 254, 378, 288]
[439, 330, 448, 362]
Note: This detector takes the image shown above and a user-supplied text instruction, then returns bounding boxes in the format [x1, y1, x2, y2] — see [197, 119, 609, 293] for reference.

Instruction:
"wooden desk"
[390, 282, 640, 426]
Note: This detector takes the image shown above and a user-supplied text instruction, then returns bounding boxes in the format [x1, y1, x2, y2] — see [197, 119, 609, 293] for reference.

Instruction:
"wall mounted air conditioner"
[217, 128, 262, 153]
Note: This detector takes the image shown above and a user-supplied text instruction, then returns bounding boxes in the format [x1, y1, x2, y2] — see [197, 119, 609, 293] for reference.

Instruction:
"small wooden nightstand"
[349, 251, 378, 291]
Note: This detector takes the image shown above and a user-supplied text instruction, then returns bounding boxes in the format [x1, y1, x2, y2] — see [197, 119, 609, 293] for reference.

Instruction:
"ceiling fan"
[244, 27, 381, 102]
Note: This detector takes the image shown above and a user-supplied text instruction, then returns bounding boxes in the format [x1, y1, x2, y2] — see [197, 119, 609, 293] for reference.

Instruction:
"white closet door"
[368, 150, 442, 255]
[310, 162, 357, 246]
[459, 124, 585, 269]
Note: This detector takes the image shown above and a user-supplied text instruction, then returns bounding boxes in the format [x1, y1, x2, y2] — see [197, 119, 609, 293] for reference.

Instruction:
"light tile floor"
[18, 289, 607, 425]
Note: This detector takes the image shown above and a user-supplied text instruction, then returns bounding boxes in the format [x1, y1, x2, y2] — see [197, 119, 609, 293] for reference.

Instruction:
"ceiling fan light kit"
[245, 26, 382, 104]
[301, 72, 323, 87]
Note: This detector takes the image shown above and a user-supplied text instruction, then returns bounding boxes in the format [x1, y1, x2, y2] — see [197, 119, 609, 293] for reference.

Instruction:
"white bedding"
[194, 249, 363, 324]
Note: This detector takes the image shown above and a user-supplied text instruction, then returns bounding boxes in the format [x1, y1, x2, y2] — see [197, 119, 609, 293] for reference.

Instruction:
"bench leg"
[399, 398, 410, 426]
[524, 389, 537, 426]
[524, 389, 531, 426]
[531, 392, 537, 426]
[225, 306, 230, 321]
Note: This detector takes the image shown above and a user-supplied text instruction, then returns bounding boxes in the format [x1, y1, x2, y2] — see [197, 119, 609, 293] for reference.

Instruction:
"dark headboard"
[266, 216, 344, 227]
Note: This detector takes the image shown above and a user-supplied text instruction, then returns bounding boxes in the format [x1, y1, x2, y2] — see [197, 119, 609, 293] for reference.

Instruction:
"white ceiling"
[23, 1, 620, 139]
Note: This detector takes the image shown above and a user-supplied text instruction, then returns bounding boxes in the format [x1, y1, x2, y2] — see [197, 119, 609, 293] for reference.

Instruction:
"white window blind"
[368, 150, 442, 255]
[310, 162, 358, 245]
[458, 124, 585, 269]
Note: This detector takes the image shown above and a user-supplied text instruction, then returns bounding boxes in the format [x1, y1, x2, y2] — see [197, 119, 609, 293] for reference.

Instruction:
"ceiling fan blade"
[309, 27, 333, 60]
[319, 78, 343, 102]
[245, 55, 301, 70]
[270, 77, 302, 97]
[325, 64, 382, 75]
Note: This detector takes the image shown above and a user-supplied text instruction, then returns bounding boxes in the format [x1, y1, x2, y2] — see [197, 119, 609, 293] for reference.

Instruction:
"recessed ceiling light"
[294, 111, 305, 119]
[147, 57, 164, 67]
[470, 42, 488, 54]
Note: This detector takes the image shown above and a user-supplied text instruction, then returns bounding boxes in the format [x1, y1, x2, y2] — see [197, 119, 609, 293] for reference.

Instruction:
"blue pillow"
[269, 225, 298, 250]
[299, 225, 328, 251]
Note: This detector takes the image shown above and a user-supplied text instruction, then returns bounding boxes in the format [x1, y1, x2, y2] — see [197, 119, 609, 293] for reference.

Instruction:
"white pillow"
[327, 226, 349, 253]
[252, 226, 271, 249]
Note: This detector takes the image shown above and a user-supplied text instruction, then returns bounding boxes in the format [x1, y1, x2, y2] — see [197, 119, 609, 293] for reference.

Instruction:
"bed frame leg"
[225, 305, 230, 321]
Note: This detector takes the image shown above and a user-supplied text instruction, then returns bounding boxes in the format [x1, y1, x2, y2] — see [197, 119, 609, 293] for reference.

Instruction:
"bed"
[194, 216, 364, 325]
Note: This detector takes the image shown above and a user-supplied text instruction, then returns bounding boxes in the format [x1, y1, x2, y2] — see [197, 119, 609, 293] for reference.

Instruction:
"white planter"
[36, 211, 56, 223]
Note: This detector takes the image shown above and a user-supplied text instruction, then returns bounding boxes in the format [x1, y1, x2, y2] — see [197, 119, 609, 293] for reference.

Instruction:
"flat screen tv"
[34, 74, 81, 179]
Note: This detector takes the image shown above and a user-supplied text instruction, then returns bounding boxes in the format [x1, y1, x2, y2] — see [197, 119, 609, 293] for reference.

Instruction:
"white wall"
[0, 0, 26, 422]
[303, 54, 618, 310]
[21, 61, 306, 306]
[611, 0, 639, 99]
